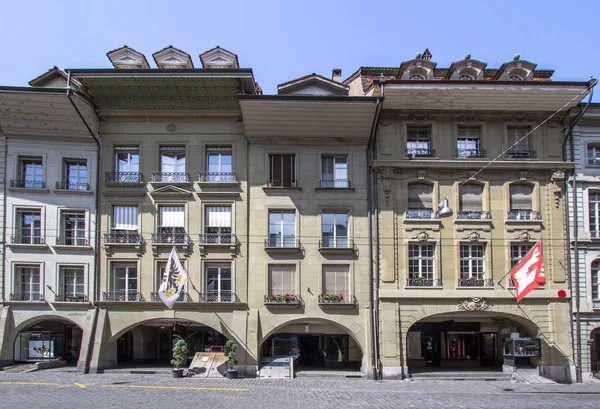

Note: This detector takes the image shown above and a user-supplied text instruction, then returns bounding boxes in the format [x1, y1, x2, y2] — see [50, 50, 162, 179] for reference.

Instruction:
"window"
[60, 267, 84, 300]
[458, 184, 484, 219]
[506, 126, 532, 158]
[268, 154, 296, 187]
[60, 211, 86, 246]
[113, 206, 138, 231]
[112, 264, 138, 300]
[268, 210, 296, 247]
[62, 159, 87, 190]
[408, 244, 435, 280]
[322, 265, 349, 297]
[14, 265, 41, 301]
[115, 146, 139, 172]
[205, 263, 232, 302]
[587, 144, 600, 166]
[592, 260, 600, 301]
[268, 264, 296, 295]
[406, 126, 432, 157]
[407, 183, 433, 219]
[457, 126, 482, 158]
[508, 184, 534, 220]
[160, 146, 186, 179]
[321, 156, 349, 188]
[204, 146, 233, 182]
[15, 209, 42, 244]
[17, 156, 43, 188]
[459, 74, 475, 81]
[205, 206, 232, 243]
[590, 192, 600, 238]
[511, 244, 534, 268]
[459, 244, 485, 280]
[322, 212, 349, 248]
[408, 73, 426, 80]
[509, 75, 524, 81]
[157, 206, 185, 243]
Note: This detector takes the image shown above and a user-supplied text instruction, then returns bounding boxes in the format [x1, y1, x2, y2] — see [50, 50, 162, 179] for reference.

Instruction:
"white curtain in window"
[269, 264, 295, 295]
[459, 184, 483, 211]
[323, 265, 349, 296]
[160, 206, 184, 227]
[510, 184, 533, 209]
[113, 206, 138, 230]
[507, 127, 530, 150]
[206, 206, 231, 227]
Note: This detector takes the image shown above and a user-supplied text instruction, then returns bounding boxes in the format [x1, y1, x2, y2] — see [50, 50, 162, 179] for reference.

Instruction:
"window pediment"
[494, 56, 537, 81]
[398, 58, 437, 80]
[150, 185, 193, 197]
[106, 46, 150, 69]
[199, 46, 239, 69]
[152, 46, 193, 69]
[445, 56, 487, 80]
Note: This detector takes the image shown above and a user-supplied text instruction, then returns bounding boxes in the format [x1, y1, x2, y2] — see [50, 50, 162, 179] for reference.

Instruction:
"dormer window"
[459, 74, 475, 81]
[408, 73, 426, 80]
[509, 75, 524, 81]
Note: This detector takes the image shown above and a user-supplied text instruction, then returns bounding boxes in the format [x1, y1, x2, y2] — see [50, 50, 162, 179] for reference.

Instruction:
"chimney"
[332, 68, 342, 83]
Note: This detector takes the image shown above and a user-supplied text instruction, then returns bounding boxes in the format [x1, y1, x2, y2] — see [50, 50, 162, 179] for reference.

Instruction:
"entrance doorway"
[14, 320, 83, 364]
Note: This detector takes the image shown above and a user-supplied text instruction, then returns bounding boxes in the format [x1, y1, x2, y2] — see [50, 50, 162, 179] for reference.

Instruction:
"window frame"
[590, 191, 600, 238]
[406, 182, 434, 219]
[111, 263, 138, 292]
[587, 143, 600, 167]
[321, 211, 349, 248]
[62, 158, 88, 190]
[204, 262, 233, 301]
[60, 210, 87, 246]
[206, 146, 233, 174]
[268, 153, 297, 187]
[112, 205, 139, 232]
[114, 146, 140, 173]
[267, 264, 297, 296]
[406, 125, 433, 157]
[14, 264, 42, 301]
[321, 155, 349, 188]
[157, 205, 186, 235]
[592, 260, 600, 301]
[459, 244, 486, 280]
[15, 207, 43, 244]
[322, 264, 350, 298]
[268, 209, 297, 247]
[60, 266, 85, 299]
[408, 243, 435, 280]
[17, 155, 44, 188]
[159, 146, 186, 174]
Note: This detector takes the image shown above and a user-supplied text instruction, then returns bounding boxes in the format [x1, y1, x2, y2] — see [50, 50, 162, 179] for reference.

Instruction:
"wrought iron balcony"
[103, 232, 143, 244]
[456, 211, 491, 220]
[55, 181, 90, 190]
[10, 235, 44, 245]
[264, 237, 301, 249]
[319, 237, 353, 249]
[102, 291, 142, 302]
[506, 150, 536, 159]
[10, 179, 45, 188]
[319, 179, 351, 188]
[588, 158, 600, 167]
[198, 292, 239, 303]
[105, 172, 142, 183]
[151, 172, 189, 183]
[458, 278, 494, 287]
[56, 294, 88, 302]
[406, 208, 434, 219]
[150, 292, 191, 302]
[318, 294, 357, 306]
[151, 233, 189, 244]
[198, 172, 238, 183]
[406, 148, 435, 157]
[507, 210, 541, 220]
[265, 179, 298, 188]
[406, 278, 442, 287]
[198, 233, 237, 245]
[9, 293, 44, 301]
[456, 149, 486, 158]
[264, 294, 302, 305]
[55, 236, 89, 246]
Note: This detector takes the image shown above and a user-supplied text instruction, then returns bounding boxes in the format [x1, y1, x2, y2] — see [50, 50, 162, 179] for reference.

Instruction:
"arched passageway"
[14, 318, 83, 364]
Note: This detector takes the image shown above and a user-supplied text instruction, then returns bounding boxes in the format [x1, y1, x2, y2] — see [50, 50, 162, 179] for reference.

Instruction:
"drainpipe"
[563, 78, 596, 383]
[66, 70, 102, 373]
[245, 135, 251, 374]
[1, 133, 6, 306]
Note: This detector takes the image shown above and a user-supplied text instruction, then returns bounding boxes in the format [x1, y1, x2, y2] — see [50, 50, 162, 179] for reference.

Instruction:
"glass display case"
[503, 337, 541, 358]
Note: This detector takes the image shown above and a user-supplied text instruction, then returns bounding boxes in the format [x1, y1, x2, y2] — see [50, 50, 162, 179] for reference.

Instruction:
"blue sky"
[0, 0, 597, 99]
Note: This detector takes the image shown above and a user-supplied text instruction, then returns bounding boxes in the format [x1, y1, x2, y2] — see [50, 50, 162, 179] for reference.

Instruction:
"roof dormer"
[277, 71, 349, 95]
[493, 54, 537, 81]
[397, 50, 437, 80]
[199, 46, 239, 69]
[445, 54, 487, 80]
[106, 46, 150, 69]
[28, 66, 69, 87]
[152, 46, 194, 69]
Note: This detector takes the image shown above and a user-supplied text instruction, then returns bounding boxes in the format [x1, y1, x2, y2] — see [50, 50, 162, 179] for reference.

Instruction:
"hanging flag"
[158, 247, 188, 309]
[510, 241, 546, 303]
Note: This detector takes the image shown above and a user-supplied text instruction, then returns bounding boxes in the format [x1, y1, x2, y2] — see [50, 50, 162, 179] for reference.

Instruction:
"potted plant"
[224, 340, 238, 379]
[171, 338, 188, 378]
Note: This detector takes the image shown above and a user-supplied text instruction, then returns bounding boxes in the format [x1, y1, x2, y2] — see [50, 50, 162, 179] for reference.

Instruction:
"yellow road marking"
[101, 384, 249, 392]
[74, 383, 86, 388]
[0, 381, 61, 386]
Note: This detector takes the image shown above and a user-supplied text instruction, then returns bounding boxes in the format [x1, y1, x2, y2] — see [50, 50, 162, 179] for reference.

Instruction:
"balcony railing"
[10, 179, 45, 189]
[198, 233, 237, 245]
[9, 293, 43, 301]
[319, 237, 353, 248]
[265, 179, 298, 188]
[56, 294, 88, 302]
[11, 235, 44, 245]
[102, 291, 142, 302]
[264, 237, 301, 248]
[151, 233, 189, 244]
[264, 294, 302, 305]
[458, 278, 494, 287]
[55, 236, 89, 246]
[105, 172, 142, 183]
[151, 172, 189, 183]
[592, 299, 600, 310]
[198, 172, 237, 183]
[406, 208, 434, 219]
[319, 179, 351, 189]
[406, 278, 442, 287]
[456, 149, 486, 158]
[55, 181, 90, 190]
[150, 292, 191, 302]
[103, 232, 143, 244]
[456, 211, 491, 220]
[588, 158, 600, 167]
[198, 292, 239, 303]
[507, 210, 542, 220]
[406, 148, 435, 157]
[506, 150, 536, 159]
[318, 294, 357, 306]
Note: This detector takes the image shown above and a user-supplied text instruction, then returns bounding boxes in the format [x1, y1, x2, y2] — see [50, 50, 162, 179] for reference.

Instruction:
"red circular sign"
[557, 289, 567, 298]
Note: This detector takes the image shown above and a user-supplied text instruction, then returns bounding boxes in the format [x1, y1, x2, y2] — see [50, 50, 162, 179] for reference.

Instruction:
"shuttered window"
[322, 265, 349, 297]
[459, 184, 483, 211]
[268, 265, 296, 295]
[159, 206, 184, 227]
[113, 206, 138, 230]
[205, 207, 231, 227]
[509, 184, 533, 210]
[408, 183, 433, 209]
[507, 126, 531, 151]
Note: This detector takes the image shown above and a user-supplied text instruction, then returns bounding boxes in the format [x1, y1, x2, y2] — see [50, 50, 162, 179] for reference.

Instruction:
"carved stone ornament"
[515, 230, 531, 242]
[166, 123, 177, 133]
[381, 167, 394, 206]
[511, 116, 529, 123]
[412, 230, 430, 242]
[468, 171, 477, 181]
[381, 167, 394, 179]
[410, 114, 429, 122]
[519, 172, 527, 181]
[457, 297, 491, 311]
[417, 170, 426, 180]
[462, 115, 479, 123]
[464, 231, 480, 242]
[551, 170, 565, 183]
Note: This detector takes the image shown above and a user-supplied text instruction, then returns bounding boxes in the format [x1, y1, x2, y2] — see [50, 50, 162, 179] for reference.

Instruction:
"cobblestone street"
[1, 371, 600, 409]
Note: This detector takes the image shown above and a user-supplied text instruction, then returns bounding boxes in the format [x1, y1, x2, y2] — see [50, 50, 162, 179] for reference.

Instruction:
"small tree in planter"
[171, 338, 188, 378]
[224, 340, 238, 379]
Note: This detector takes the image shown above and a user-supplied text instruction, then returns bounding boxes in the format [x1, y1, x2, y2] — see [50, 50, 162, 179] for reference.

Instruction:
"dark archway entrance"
[14, 319, 83, 364]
